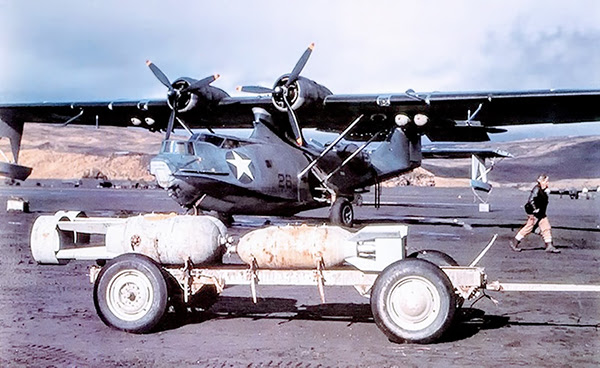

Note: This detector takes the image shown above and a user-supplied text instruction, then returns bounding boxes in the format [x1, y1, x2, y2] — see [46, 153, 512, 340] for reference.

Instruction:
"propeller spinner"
[237, 43, 315, 146]
[146, 60, 219, 140]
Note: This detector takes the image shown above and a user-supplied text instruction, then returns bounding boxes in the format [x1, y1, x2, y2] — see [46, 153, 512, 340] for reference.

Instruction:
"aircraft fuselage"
[150, 119, 421, 218]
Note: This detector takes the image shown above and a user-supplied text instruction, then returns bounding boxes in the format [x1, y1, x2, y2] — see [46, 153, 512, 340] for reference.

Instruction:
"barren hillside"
[423, 135, 600, 189]
[2, 123, 598, 189]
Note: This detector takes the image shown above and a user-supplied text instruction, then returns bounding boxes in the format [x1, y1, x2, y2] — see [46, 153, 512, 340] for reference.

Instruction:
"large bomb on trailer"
[106, 214, 227, 265]
[31, 213, 228, 266]
[235, 224, 356, 269]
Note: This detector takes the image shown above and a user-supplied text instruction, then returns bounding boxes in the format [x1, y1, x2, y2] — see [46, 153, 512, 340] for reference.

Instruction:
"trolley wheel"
[94, 253, 168, 333]
[371, 258, 456, 343]
[330, 197, 353, 227]
[407, 250, 459, 266]
[407, 250, 464, 308]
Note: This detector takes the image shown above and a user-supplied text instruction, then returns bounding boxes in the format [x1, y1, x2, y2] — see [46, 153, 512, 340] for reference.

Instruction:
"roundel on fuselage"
[226, 150, 255, 184]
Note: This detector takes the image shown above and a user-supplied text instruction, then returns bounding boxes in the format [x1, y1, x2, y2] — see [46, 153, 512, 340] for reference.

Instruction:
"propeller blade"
[146, 60, 173, 92]
[236, 85, 274, 94]
[282, 94, 303, 146]
[181, 74, 220, 94]
[286, 42, 314, 87]
[165, 109, 176, 140]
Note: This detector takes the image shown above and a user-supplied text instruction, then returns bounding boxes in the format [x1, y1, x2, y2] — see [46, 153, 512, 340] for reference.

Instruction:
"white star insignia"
[227, 151, 254, 181]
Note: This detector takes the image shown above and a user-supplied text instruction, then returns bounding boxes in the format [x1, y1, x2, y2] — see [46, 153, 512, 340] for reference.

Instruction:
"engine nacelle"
[168, 77, 229, 113]
[271, 75, 332, 113]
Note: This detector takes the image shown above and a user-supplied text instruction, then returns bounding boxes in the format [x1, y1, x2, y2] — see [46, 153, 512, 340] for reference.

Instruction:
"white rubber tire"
[371, 258, 456, 343]
[94, 254, 168, 333]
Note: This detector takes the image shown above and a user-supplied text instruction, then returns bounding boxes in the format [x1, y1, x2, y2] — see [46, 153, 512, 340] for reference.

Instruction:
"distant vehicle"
[2, 43, 599, 224]
[551, 187, 598, 200]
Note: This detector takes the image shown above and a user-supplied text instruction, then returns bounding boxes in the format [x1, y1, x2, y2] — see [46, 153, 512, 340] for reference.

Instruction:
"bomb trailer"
[30, 211, 600, 344]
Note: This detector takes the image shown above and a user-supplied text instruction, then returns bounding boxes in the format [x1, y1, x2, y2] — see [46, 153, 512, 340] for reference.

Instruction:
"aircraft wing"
[0, 95, 270, 166]
[321, 89, 600, 141]
[5, 88, 600, 139]
[0, 97, 272, 130]
[2, 80, 600, 180]
[421, 147, 513, 159]
[0, 100, 170, 127]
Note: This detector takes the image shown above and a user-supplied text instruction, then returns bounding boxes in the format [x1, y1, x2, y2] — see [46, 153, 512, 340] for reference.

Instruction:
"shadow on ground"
[158, 297, 516, 343]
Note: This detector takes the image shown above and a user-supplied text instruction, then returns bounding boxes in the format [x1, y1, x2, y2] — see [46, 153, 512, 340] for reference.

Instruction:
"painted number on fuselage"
[278, 174, 293, 189]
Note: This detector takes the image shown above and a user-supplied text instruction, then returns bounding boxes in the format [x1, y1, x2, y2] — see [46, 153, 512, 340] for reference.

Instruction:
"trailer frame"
[30, 211, 600, 343]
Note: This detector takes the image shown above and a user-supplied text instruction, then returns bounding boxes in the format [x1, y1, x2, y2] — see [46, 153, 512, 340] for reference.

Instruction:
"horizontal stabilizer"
[470, 179, 492, 193]
[423, 147, 512, 195]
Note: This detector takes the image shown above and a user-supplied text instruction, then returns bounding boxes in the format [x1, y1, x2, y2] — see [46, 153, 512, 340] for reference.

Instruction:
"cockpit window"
[192, 133, 243, 149]
[221, 139, 239, 149]
[160, 141, 195, 155]
[201, 135, 225, 147]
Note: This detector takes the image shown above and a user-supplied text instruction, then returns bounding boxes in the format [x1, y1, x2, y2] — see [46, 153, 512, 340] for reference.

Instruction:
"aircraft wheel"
[352, 194, 363, 207]
[330, 198, 353, 227]
[371, 258, 456, 344]
[94, 254, 168, 333]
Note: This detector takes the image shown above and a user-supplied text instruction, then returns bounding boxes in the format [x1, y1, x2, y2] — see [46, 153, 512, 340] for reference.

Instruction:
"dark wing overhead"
[0, 100, 170, 128]
[0, 97, 271, 130]
[321, 89, 600, 141]
[2, 89, 600, 139]
[0, 95, 272, 180]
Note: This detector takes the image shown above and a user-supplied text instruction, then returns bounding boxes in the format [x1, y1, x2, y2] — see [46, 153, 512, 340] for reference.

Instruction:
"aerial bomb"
[106, 214, 227, 265]
[31, 213, 228, 266]
[236, 224, 356, 269]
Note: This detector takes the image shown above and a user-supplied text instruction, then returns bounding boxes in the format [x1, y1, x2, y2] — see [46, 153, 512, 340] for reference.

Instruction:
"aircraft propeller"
[146, 60, 219, 140]
[237, 43, 315, 146]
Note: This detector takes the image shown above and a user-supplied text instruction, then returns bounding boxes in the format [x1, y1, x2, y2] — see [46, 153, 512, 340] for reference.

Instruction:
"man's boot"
[509, 239, 521, 252]
[545, 242, 560, 253]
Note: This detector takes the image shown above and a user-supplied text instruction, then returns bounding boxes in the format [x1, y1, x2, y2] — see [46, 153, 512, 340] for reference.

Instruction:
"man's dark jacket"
[527, 184, 549, 219]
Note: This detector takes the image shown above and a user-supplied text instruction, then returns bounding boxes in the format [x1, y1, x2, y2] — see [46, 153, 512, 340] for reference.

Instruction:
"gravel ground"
[0, 185, 598, 367]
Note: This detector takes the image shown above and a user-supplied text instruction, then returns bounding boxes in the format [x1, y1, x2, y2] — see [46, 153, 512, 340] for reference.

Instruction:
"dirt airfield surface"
[0, 184, 598, 367]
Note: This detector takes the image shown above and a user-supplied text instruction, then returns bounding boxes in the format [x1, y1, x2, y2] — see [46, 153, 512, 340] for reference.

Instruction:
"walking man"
[510, 174, 560, 253]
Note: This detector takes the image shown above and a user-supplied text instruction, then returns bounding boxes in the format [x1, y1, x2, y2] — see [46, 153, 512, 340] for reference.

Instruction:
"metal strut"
[176, 117, 195, 136]
[248, 257, 260, 304]
[315, 256, 326, 303]
[297, 114, 364, 178]
[467, 103, 483, 122]
[324, 129, 386, 183]
[0, 145, 11, 163]
[62, 109, 84, 126]
[373, 174, 381, 209]
[182, 258, 194, 303]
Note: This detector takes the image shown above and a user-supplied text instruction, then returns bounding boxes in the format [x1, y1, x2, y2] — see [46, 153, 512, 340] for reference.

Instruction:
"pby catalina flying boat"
[1, 43, 600, 225]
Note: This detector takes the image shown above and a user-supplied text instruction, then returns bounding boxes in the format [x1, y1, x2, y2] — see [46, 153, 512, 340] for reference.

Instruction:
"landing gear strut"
[329, 197, 353, 227]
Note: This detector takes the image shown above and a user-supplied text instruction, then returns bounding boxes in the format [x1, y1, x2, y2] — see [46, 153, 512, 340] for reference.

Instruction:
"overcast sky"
[2, 0, 600, 103]
[1, 1, 600, 139]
